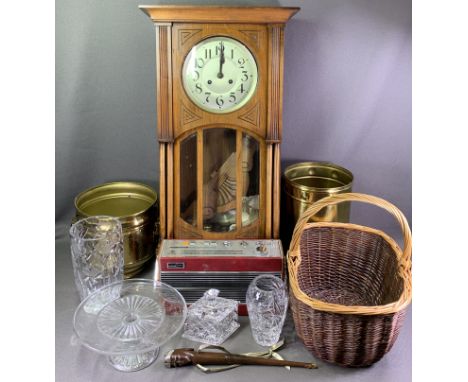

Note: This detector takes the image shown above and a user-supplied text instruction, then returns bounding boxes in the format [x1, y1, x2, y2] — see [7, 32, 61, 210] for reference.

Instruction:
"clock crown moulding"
[138, 5, 300, 24]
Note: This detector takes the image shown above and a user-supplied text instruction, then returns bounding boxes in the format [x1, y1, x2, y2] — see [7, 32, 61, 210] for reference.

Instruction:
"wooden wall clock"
[140, 5, 299, 240]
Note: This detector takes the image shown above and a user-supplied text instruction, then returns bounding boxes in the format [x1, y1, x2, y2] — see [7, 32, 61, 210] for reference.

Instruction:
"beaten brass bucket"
[284, 162, 353, 225]
[74, 182, 159, 278]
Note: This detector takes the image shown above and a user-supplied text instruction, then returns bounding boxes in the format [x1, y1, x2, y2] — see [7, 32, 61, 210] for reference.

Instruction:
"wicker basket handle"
[289, 193, 411, 270]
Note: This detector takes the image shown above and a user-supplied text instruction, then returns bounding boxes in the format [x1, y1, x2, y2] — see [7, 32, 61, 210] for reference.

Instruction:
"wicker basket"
[288, 193, 411, 367]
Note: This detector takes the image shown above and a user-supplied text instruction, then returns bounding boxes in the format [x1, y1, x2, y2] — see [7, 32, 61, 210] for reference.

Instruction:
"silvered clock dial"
[182, 36, 258, 114]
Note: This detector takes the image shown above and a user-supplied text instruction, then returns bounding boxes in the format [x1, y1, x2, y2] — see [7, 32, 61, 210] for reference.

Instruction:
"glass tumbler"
[246, 274, 288, 346]
[70, 216, 124, 301]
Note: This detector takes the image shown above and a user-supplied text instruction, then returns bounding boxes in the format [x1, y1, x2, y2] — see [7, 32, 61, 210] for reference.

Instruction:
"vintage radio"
[156, 239, 284, 315]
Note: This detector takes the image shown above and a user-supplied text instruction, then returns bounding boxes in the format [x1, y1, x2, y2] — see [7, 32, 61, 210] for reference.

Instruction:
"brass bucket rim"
[284, 161, 354, 193]
[74, 181, 158, 222]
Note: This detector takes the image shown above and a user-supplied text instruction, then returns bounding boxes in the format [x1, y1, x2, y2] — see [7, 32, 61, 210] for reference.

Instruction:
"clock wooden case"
[140, 6, 299, 240]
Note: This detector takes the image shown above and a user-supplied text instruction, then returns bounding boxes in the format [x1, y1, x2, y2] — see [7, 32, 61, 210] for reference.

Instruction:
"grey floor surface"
[55, 225, 411, 382]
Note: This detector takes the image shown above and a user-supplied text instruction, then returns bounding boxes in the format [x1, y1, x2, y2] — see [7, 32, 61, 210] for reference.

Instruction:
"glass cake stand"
[73, 279, 187, 372]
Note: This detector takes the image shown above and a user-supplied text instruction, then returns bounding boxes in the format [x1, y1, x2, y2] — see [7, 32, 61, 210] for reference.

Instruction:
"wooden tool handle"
[193, 351, 317, 369]
[165, 348, 317, 369]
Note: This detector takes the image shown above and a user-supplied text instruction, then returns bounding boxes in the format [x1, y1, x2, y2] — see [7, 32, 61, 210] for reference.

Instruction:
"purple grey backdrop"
[56, 0, 411, 234]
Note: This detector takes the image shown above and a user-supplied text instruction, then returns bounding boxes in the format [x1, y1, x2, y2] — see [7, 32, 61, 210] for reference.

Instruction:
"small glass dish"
[73, 279, 187, 372]
[182, 289, 239, 345]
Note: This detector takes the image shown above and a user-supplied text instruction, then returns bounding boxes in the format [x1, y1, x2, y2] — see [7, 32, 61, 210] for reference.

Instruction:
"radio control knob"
[256, 244, 268, 254]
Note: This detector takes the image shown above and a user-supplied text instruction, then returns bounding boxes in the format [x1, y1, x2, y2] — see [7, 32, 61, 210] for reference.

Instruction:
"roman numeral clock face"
[182, 36, 258, 114]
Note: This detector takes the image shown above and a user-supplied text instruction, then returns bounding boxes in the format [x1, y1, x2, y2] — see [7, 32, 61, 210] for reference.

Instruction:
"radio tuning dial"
[256, 244, 268, 254]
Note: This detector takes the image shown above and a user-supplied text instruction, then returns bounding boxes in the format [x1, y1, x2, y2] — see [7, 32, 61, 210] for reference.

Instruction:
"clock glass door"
[203, 128, 236, 232]
[180, 133, 197, 226]
[178, 127, 260, 235]
[241, 133, 259, 228]
[202, 128, 260, 233]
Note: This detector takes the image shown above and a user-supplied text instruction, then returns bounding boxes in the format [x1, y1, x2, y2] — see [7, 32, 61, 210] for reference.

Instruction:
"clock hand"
[217, 41, 225, 79]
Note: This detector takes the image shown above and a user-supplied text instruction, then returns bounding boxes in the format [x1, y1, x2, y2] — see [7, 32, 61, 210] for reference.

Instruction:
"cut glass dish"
[73, 279, 187, 372]
[182, 289, 239, 345]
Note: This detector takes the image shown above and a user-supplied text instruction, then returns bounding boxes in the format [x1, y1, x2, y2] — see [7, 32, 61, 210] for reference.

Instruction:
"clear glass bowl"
[73, 279, 187, 372]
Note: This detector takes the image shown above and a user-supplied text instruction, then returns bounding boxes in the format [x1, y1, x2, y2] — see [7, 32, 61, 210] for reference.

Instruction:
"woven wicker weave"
[288, 193, 411, 367]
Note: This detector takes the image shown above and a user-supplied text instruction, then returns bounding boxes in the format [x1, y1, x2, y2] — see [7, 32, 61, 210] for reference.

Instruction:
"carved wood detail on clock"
[238, 103, 260, 127]
[239, 223, 260, 238]
[176, 219, 203, 239]
[178, 28, 202, 47]
[181, 103, 202, 125]
[155, 23, 173, 142]
[239, 29, 260, 49]
[266, 24, 284, 143]
[172, 23, 269, 140]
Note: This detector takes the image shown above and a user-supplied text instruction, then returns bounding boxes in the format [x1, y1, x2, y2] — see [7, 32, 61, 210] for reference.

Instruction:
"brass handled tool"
[165, 348, 318, 370]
